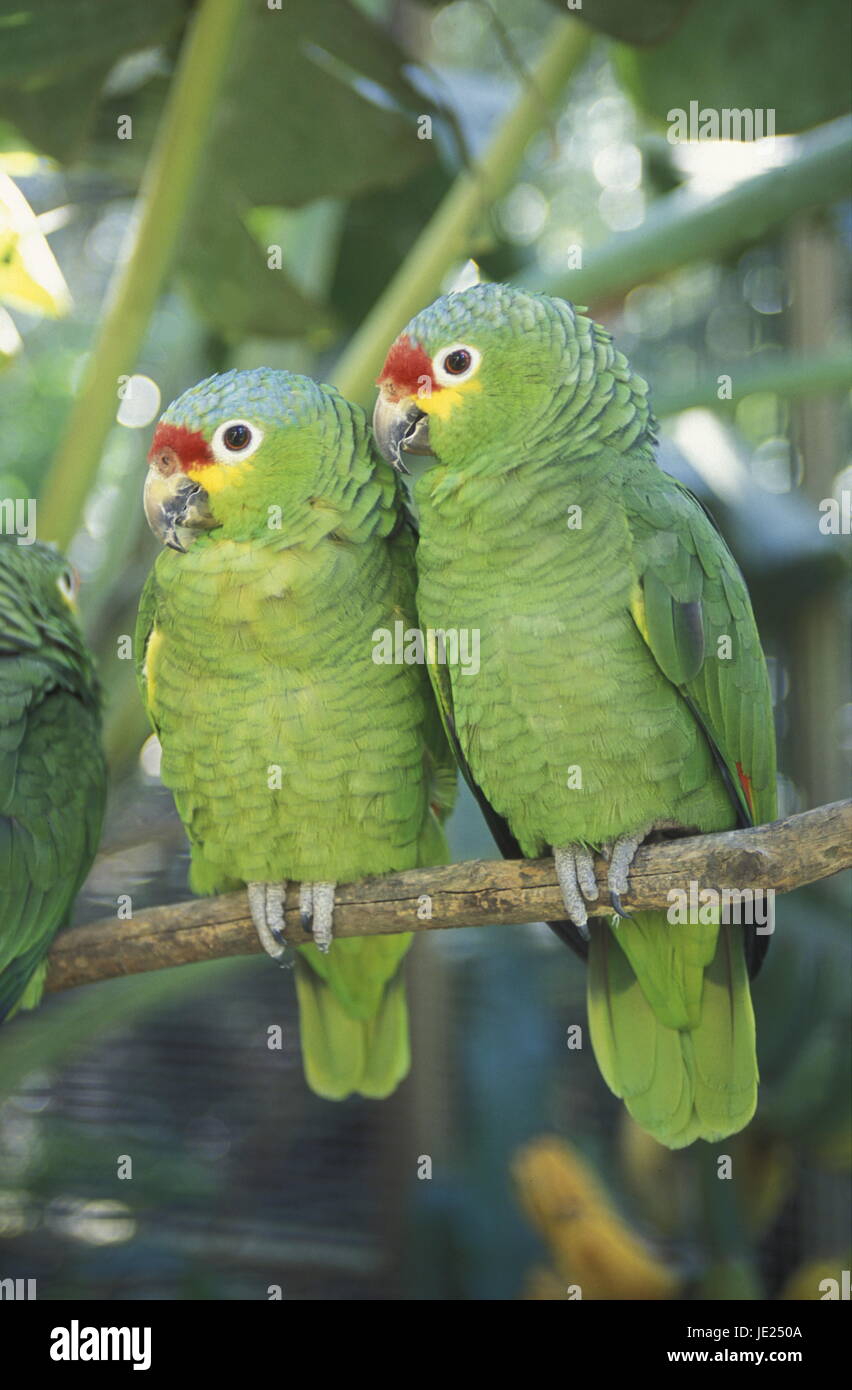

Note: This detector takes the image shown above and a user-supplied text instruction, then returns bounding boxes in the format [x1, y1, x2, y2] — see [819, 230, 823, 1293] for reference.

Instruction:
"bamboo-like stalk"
[522, 115, 852, 306]
[38, 0, 246, 548]
[330, 17, 593, 405]
[653, 345, 852, 417]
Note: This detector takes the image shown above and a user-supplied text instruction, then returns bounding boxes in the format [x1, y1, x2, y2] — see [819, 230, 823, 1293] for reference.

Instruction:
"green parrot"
[373, 283, 776, 1148]
[137, 368, 454, 1100]
[0, 536, 105, 1020]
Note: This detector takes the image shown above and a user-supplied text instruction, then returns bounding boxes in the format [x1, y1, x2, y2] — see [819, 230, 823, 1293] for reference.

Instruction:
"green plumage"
[136, 369, 454, 1099]
[0, 538, 105, 1021]
[380, 284, 776, 1147]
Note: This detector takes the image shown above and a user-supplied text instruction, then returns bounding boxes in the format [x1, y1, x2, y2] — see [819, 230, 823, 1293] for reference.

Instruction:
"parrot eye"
[224, 424, 250, 450]
[56, 568, 79, 604]
[444, 350, 471, 374]
[211, 419, 264, 464]
[433, 343, 481, 387]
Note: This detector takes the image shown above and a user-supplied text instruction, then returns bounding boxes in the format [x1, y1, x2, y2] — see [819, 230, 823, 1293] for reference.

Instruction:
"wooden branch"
[46, 802, 851, 995]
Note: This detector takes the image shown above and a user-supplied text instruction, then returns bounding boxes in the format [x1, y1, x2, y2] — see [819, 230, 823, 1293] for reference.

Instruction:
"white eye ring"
[432, 343, 482, 388]
[57, 569, 78, 604]
[210, 418, 264, 464]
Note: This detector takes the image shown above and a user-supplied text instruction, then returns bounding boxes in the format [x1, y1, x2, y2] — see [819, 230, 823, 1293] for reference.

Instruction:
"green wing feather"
[134, 568, 159, 724]
[588, 472, 775, 1146]
[0, 544, 105, 1021]
[625, 476, 777, 831]
[393, 505, 458, 826]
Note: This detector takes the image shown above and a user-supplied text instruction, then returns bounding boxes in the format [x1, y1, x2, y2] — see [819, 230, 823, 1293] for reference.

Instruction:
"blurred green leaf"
[0, 0, 184, 161]
[331, 165, 451, 335]
[617, 0, 852, 134]
[177, 200, 331, 343]
[0, 0, 182, 83]
[544, 0, 692, 46]
[176, 0, 436, 338]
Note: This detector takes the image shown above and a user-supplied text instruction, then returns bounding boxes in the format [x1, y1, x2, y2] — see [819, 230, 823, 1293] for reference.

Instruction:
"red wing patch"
[735, 761, 755, 816]
[148, 423, 213, 470]
[377, 334, 436, 400]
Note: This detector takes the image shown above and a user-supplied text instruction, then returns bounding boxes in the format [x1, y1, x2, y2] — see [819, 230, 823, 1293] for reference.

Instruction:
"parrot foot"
[599, 829, 648, 921]
[247, 882, 289, 961]
[553, 844, 600, 937]
[600, 821, 681, 918]
[299, 881, 336, 954]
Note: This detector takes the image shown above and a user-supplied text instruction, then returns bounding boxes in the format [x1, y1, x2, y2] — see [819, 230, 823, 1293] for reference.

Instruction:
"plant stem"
[522, 115, 852, 307]
[653, 345, 852, 417]
[38, 0, 245, 548]
[330, 18, 592, 405]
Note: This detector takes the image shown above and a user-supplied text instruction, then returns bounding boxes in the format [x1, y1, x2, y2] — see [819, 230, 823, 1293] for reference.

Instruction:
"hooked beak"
[372, 392, 432, 475]
[143, 445, 217, 552]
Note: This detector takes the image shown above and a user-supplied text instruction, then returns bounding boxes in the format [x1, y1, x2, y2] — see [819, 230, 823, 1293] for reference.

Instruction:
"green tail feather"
[290, 810, 450, 1100]
[588, 913, 757, 1149]
[294, 936, 412, 1100]
[0, 946, 50, 1023]
[607, 910, 717, 1030]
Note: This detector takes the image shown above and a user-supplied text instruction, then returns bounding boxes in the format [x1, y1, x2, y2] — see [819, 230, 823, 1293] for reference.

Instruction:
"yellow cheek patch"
[629, 584, 650, 645]
[418, 376, 482, 420]
[186, 461, 254, 494]
[143, 627, 163, 699]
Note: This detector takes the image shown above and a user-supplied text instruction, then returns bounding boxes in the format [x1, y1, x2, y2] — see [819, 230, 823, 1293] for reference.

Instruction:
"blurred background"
[0, 0, 850, 1300]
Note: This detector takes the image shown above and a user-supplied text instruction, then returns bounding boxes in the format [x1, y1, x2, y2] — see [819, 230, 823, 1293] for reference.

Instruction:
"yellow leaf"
[0, 171, 71, 318]
[0, 306, 22, 365]
[513, 1135, 680, 1300]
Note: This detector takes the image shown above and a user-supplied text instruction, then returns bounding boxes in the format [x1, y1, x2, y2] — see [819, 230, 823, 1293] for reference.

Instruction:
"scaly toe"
[300, 881, 336, 953]
[247, 882, 288, 961]
[553, 846, 590, 937]
[604, 827, 654, 914]
[575, 846, 599, 903]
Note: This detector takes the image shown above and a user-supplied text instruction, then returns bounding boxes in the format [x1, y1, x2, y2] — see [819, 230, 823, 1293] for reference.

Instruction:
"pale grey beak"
[372, 393, 432, 474]
[143, 447, 217, 552]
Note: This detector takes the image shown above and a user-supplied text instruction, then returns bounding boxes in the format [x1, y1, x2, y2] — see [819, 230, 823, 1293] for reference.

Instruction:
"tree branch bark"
[46, 801, 851, 994]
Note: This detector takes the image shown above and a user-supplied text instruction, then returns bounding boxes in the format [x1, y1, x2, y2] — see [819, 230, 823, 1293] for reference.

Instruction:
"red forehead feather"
[148, 422, 213, 470]
[377, 334, 438, 399]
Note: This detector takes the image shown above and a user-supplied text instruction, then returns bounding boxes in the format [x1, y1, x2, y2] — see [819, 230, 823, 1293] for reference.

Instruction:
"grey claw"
[603, 827, 655, 918]
[299, 882, 313, 933]
[608, 889, 638, 925]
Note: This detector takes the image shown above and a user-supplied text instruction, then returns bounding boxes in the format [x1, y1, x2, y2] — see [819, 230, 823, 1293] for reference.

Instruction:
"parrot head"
[144, 368, 371, 550]
[0, 537, 94, 681]
[373, 282, 653, 475]
[0, 537, 80, 615]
